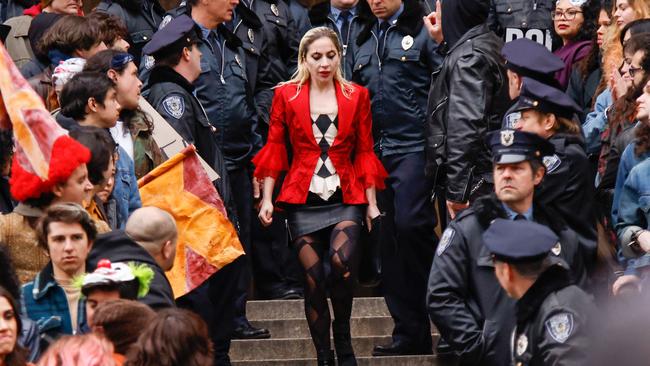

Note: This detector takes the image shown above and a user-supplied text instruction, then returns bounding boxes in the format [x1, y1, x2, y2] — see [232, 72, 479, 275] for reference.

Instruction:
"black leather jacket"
[427, 194, 587, 366]
[487, 0, 554, 39]
[348, 0, 442, 157]
[513, 265, 595, 366]
[426, 24, 509, 203]
[96, 0, 165, 66]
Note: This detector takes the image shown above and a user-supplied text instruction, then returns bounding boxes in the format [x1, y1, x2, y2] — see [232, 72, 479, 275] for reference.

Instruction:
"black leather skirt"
[285, 191, 363, 239]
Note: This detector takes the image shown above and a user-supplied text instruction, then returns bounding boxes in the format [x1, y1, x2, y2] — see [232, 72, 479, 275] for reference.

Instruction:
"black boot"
[317, 350, 335, 366]
[333, 322, 357, 366]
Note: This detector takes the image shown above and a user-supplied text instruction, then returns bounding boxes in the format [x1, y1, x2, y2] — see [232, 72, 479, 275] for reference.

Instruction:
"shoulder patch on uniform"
[504, 112, 521, 129]
[437, 228, 455, 256]
[545, 312, 574, 343]
[543, 154, 562, 173]
[162, 95, 185, 119]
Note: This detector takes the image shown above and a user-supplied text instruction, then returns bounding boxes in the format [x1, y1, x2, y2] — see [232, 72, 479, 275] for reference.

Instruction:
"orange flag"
[0, 41, 90, 202]
[138, 145, 245, 298]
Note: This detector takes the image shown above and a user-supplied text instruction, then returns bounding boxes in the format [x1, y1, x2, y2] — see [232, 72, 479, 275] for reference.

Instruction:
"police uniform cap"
[486, 129, 554, 164]
[511, 77, 581, 119]
[483, 218, 559, 263]
[501, 38, 565, 83]
[143, 14, 199, 56]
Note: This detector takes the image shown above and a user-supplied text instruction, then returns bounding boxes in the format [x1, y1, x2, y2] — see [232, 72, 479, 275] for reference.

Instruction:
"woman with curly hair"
[552, 0, 601, 90]
[125, 308, 213, 366]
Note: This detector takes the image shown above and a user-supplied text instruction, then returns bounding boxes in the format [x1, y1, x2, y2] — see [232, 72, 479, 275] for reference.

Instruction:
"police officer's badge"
[500, 130, 514, 146]
[162, 95, 185, 119]
[159, 15, 173, 29]
[543, 154, 562, 173]
[248, 28, 255, 43]
[401, 35, 414, 50]
[144, 55, 155, 70]
[551, 242, 561, 256]
[545, 313, 574, 343]
[504, 112, 521, 129]
[271, 3, 279, 16]
[516, 334, 528, 356]
[436, 228, 455, 256]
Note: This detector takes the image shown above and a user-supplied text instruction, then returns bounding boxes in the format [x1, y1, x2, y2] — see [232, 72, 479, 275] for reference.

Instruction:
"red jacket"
[253, 81, 387, 205]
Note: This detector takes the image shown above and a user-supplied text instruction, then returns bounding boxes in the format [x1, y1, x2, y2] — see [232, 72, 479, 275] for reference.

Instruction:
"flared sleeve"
[353, 87, 388, 190]
[253, 88, 290, 179]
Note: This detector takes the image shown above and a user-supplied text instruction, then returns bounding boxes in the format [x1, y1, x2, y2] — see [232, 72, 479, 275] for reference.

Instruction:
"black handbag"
[357, 214, 383, 287]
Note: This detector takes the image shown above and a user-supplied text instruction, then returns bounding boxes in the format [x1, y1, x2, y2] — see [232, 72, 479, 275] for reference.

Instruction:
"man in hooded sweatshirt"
[424, 0, 510, 222]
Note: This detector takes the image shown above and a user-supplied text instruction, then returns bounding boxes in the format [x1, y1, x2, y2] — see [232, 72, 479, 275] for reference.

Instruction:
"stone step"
[247, 297, 390, 321]
[230, 335, 439, 361]
[250, 316, 395, 338]
[233, 355, 439, 366]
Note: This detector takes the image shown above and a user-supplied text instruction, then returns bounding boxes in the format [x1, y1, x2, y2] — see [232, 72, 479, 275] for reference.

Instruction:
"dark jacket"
[166, 5, 262, 170]
[87, 230, 175, 310]
[537, 133, 598, 259]
[348, 0, 442, 157]
[96, 0, 165, 66]
[487, 0, 554, 39]
[426, 194, 586, 366]
[426, 23, 509, 203]
[143, 65, 235, 220]
[513, 265, 595, 366]
[308, 1, 365, 78]
[567, 63, 601, 124]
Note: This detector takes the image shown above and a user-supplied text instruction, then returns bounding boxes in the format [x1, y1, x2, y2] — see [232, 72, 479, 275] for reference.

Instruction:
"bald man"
[87, 206, 176, 309]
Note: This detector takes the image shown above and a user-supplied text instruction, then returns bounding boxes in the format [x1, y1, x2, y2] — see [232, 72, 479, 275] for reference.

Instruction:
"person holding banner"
[255, 27, 387, 365]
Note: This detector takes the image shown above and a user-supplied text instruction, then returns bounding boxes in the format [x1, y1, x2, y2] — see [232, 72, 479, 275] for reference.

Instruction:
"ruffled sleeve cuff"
[252, 142, 289, 180]
[354, 151, 388, 190]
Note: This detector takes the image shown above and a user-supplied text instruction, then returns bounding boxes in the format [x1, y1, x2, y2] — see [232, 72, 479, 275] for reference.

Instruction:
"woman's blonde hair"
[278, 27, 354, 99]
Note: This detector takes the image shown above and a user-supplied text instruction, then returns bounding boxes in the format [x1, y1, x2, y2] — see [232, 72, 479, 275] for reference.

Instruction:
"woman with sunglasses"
[552, 0, 600, 90]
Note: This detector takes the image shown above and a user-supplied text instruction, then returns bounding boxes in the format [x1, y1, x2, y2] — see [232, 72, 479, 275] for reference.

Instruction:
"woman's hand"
[612, 274, 641, 296]
[366, 204, 381, 231]
[258, 199, 274, 226]
[611, 65, 627, 100]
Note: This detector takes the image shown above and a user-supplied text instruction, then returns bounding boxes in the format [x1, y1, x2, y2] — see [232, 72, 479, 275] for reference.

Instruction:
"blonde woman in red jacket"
[254, 27, 387, 366]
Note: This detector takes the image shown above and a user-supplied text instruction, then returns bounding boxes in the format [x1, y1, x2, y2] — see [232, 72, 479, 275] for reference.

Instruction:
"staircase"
[231, 297, 439, 365]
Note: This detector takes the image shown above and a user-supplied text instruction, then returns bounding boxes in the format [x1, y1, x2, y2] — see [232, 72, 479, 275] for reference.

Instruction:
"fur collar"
[515, 265, 574, 325]
[356, 0, 425, 46]
[148, 66, 194, 93]
[236, 2, 263, 30]
[472, 193, 566, 234]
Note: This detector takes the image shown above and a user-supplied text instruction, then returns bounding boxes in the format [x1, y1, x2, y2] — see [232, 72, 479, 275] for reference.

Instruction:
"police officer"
[512, 77, 598, 255]
[483, 219, 595, 366]
[487, 0, 555, 48]
[96, 0, 166, 66]
[307, 0, 364, 77]
[347, 0, 442, 356]
[142, 14, 232, 212]
[500, 38, 564, 129]
[140, 15, 247, 366]
[427, 129, 586, 366]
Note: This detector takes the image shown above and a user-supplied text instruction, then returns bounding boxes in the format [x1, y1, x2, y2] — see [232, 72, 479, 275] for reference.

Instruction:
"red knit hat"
[10, 133, 90, 202]
[0, 38, 90, 202]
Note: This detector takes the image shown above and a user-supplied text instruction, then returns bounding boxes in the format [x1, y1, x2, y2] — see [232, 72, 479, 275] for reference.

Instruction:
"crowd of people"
[0, 0, 648, 365]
